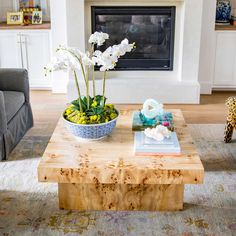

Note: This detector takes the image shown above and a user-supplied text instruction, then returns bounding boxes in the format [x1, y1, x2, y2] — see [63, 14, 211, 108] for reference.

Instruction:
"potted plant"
[45, 32, 135, 140]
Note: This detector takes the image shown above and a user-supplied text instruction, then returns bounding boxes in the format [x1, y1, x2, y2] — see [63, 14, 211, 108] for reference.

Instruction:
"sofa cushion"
[3, 91, 25, 122]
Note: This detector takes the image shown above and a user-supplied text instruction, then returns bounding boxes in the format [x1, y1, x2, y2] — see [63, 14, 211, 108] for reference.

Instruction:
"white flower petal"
[89, 32, 109, 46]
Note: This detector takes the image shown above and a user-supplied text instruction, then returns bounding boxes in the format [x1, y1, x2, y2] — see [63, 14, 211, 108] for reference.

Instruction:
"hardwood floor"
[30, 91, 236, 127]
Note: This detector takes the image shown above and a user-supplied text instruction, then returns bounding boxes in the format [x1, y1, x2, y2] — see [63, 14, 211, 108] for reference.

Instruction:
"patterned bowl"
[63, 111, 119, 140]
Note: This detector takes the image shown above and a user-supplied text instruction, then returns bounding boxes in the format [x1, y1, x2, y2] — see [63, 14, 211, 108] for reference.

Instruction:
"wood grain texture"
[215, 24, 236, 31]
[0, 22, 51, 30]
[58, 183, 184, 211]
[38, 109, 204, 185]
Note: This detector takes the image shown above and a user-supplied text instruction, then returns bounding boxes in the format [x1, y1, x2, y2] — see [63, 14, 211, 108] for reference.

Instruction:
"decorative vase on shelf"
[216, 0, 232, 25]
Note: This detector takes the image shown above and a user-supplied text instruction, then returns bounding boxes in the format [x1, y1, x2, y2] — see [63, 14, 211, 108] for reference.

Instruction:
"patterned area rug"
[0, 123, 236, 236]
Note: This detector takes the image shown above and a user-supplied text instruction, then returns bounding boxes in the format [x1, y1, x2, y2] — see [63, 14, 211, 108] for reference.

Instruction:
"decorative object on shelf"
[18, 0, 39, 8]
[32, 10, 42, 24]
[133, 111, 174, 131]
[19, 0, 33, 8]
[140, 111, 173, 127]
[16, 0, 49, 21]
[144, 125, 171, 141]
[141, 99, 163, 119]
[7, 12, 23, 25]
[132, 99, 174, 131]
[20, 7, 40, 25]
[216, 0, 232, 25]
[230, 15, 236, 26]
[45, 32, 135, 140]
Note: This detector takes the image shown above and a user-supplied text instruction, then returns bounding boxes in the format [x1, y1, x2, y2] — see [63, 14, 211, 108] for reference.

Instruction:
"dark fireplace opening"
[91, 6, 176, 71]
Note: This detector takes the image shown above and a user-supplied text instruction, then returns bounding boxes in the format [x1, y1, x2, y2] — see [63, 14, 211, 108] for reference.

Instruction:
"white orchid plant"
[45, 32, 135, 124]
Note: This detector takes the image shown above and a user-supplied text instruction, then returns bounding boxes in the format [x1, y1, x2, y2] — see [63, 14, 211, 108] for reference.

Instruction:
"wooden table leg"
[58, 183, 184, 211]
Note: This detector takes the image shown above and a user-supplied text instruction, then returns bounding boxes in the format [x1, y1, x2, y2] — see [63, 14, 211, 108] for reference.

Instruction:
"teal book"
[132, 111, 174, 131]
[134, 131, 181, 156]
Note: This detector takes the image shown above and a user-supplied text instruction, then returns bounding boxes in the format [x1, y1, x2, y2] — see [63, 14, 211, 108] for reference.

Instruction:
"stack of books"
[134, 131, 181, 156]
[132, 111, 174, 132]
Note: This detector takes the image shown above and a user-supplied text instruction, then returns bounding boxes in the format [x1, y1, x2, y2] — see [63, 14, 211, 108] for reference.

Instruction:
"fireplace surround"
[92, 6, 176, 71]
[50, 0, 204, 104]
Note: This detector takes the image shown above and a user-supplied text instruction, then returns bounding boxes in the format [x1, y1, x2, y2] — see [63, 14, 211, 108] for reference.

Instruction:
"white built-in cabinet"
[0, 31, 22, 68]
[0, 30, 52, 88]
[213, 31, 236, 89]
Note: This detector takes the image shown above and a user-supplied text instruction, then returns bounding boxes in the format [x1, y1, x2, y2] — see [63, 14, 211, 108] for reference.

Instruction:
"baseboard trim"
[199, 82, 212, 94]
[213, 86, 236, 91]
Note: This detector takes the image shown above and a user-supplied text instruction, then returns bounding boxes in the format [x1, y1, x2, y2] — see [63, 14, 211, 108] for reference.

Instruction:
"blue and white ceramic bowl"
[63, 111, 119, 140]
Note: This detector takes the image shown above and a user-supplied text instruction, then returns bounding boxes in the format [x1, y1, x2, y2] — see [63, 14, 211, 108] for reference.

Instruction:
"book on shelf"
[132, 111, 174, 131]
[134, 131, 181, 156]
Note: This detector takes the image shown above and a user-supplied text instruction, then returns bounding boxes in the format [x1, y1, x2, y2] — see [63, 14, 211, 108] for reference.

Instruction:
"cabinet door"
[214, 32, 236, 87]
[0, 32, 22, 68]
[22, 31, 52, 88]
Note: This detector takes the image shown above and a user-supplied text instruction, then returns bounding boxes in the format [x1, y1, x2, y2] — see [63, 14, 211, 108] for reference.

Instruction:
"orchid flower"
[57, 46, 94, 68]
[92, 49, 118, 72]
[92, 39, 135, 72]
[45, 53, 79, 73]
[46, 32, 135, 112]
[81, 52, 94, 66]
[89, 32, 109, 46]
[90, 38, 135, 104]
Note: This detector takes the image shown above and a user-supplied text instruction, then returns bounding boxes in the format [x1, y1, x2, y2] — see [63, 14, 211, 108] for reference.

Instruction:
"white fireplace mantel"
[50, 0, 203, 104]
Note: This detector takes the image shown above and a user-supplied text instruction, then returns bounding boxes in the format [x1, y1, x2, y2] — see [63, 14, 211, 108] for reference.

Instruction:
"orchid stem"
[91, 44, 96, 98]
[77, 54, 89, 110]
[102, 70, 107, 106]
[73, 70, 83, 113]
[92, 65, 95, 98]
[60, 48, 87, 87]
[86, 66, 90, 110]
[79, 57, 87, 85]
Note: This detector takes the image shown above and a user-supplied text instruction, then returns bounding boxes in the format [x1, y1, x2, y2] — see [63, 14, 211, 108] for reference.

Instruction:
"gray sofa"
[0, 69, 33, 161]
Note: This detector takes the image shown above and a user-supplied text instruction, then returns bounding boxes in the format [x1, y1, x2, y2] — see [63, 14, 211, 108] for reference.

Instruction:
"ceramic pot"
[216, 0, 232, 25]
[63, 111, 119, 140]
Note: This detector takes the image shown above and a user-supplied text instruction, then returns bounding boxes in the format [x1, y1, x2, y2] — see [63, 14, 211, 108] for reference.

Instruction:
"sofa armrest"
[0, 91, 7, 134]
[0, 69, 30, 103]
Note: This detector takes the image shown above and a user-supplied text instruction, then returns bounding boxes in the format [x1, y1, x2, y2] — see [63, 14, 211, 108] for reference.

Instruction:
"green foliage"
[94, 95, 106, 107]
[72, 96, 93, 112]
[64, 95, 118, 124]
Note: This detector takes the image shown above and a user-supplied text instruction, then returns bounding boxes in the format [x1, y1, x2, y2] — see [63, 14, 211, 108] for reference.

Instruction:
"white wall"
[51, 0, 236, 101]
[181, 0, 203, 82]
[198, 0, 236, 94]
[50, 0, 85, 93]
[66, 0, 85, 50]
[0, 0, 218, 98]
[51, 0, 203, 104]
[198, 0, 216, 94]
[0, 0, 14, 22]
[50, 0, 68, 93]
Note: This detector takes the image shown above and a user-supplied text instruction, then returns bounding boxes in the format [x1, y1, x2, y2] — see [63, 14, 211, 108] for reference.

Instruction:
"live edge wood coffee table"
[38, 109, 204, 211]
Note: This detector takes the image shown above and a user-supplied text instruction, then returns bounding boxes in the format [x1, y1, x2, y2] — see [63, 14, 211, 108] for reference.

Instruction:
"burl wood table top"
[38, 109, 204, 185]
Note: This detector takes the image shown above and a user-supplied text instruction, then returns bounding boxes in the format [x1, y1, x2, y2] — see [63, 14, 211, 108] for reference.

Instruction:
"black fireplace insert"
[91, 6, 176, 71]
